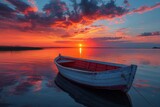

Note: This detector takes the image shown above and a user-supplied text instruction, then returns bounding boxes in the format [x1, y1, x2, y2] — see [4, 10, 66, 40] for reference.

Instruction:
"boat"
[55, 73, 132, 107]
[54, 54, 137, 92]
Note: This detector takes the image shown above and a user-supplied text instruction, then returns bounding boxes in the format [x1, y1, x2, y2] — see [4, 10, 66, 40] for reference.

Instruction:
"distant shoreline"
[0, 46, 159, 51]
[152, 47, 160, 49]
[0, 46, 43, 51]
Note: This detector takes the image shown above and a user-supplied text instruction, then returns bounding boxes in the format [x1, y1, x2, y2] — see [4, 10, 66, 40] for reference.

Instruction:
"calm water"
[0, 48, 160, 107]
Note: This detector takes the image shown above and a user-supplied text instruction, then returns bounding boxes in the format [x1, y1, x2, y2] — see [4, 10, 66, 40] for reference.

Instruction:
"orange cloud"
[24, 6, 38, 14]
[130, 3, 160, 14]
[28, 0, 38, 11]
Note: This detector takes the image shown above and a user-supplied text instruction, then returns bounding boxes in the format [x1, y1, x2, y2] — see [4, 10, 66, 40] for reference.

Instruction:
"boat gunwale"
[54, 56, 131, 74]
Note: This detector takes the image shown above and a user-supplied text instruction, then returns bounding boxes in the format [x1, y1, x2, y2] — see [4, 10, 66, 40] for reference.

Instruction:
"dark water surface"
[0, 48, 160, 107]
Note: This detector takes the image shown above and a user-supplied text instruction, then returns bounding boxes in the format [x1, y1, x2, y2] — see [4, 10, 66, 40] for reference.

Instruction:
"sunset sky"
[0, 0, 160, 47]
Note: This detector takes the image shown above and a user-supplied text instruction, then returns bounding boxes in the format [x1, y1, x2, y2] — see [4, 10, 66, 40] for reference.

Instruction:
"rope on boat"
[132, 86, 155, 107]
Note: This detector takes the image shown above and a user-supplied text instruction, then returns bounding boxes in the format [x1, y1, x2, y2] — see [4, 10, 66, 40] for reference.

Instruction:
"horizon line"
[0, 46, 159, 49]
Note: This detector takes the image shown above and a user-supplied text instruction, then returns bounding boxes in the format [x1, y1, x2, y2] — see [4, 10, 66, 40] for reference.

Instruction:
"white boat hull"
[55, 73, 132, 107]
[54, 55, 137, 92]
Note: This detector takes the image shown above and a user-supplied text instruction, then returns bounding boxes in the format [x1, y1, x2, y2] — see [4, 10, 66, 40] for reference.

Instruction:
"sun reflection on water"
[79, 47, 82, 57]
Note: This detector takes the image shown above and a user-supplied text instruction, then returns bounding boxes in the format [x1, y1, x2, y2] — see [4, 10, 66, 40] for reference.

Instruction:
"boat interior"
[57, 57, 120, 72]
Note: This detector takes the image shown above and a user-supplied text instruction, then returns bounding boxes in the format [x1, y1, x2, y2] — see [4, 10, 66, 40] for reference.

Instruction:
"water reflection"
[0, 48, 159, 106]
[11, 75, 42, 95]
[0, 50, 57, 96]
[79, 47, 82, 57]
[55, 73, 132, 107]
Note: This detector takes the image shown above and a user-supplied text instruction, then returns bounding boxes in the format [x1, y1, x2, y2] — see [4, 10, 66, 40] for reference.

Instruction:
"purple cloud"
[84, 37, 123, 41]
[138, 31, 160, 37]
[6, 0, 37, 14]
[124, 0, 130, 6]
[0, 0, 160, 38]
[0, 3, 15, 18]
[130, 2, 160, 14]
[0, 0, 130, 37]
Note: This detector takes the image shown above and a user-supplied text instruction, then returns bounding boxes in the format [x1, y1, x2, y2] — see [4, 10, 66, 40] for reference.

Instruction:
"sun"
[79, 43, 82, 47]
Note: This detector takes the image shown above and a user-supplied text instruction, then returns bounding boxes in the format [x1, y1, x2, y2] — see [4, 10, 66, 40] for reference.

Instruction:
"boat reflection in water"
[55, 73, 132, 107]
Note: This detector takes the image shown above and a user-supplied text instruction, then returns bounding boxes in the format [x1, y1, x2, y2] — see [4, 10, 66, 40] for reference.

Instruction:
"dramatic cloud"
[76, 0, 128, 22]
[130, 2, 160, 14]
[43, 0, 68, 19]
[6, 0, 37, 14]
[138, 31, 160, 37]
[0, 0, 160, 39]
[0, 3, 15, 18]
[0, 0, 129, 37]
[28, 0, 38, 11]
[41, 0, 129, 29]
[69, 36, 123, 42]
[84, 37, 123, 41]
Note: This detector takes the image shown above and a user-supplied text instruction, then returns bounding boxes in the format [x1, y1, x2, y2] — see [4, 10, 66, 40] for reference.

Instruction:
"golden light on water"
[79, 47, 82, 57]
[78, 44, 83, 57]
[79, 48, 82, 54]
